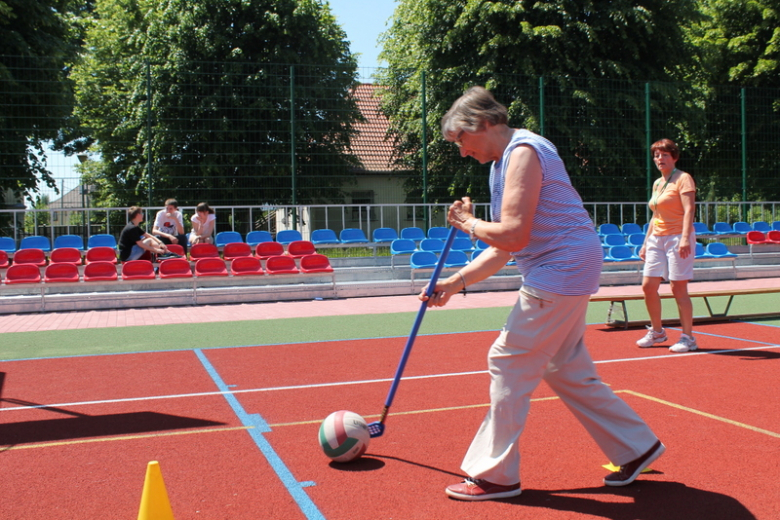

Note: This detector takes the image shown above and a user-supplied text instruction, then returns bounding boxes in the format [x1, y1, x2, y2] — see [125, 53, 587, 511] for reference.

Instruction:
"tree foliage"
[377, 0, 703, 204]
[0, 0, 84, 203]
[71, 0, 360, 207]
[681, 0, 780, 202]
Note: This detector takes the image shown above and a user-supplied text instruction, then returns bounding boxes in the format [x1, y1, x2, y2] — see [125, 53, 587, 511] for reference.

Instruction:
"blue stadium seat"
[474, 239, 489, 251]
[0, 237, 16, 253]
[339, 228, 369, 244]
[53, 235, 85, 251]
[390, 239, 417, 267]
[419, 238, 444, 253]
[409, 251, 438, 269]
[621, 223, 642, 236]
[20, 235, 51, 251]
[311, 229, 340, 245]
[606, 245, 641, 262]
[732, 222, 751, 234]
[400, 227, 426, 241]
[693, 222, 713, 235]
[603, 234, 627, 247]
[598, 223, 622, 237]
[442, 250, 469, 268]
[695, 242, 707, 258]
[215, 231, 243, 247]
[372, 228, 399, 243]
[713, 222, 734, 235]
[275, 229, 302, 245]
[87, 234, 117, 249]
[705, 242, 737, 258]
[752, 221, 771, 233]
[245, 230, 273, 246]
[451, 237, 474, 252]
[390, 239, 416, 255]
[772, 221, 780, 232]
[427, 227, 449, 240]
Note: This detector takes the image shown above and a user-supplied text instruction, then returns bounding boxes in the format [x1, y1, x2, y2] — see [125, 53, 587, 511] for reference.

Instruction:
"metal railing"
[3, 201, 779, 244]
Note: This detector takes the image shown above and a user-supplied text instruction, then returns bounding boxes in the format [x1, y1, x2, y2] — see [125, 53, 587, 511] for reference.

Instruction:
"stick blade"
[367, 421, 384, 438]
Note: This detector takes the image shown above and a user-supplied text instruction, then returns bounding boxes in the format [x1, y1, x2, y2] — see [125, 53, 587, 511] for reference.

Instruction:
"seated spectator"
[189, 202, 217, 245]
[153, 198, 188, 254]
[119, 206, 176, 262]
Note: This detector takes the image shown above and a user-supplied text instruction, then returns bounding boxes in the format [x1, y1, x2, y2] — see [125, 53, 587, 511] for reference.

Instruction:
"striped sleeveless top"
[490, 130, 602, 295]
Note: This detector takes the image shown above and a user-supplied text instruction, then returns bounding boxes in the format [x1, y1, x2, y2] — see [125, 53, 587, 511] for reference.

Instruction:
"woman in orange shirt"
[637, 139, 697, 353]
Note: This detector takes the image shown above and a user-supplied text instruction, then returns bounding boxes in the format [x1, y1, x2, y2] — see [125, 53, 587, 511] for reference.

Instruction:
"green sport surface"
[1, 295, 778, 361]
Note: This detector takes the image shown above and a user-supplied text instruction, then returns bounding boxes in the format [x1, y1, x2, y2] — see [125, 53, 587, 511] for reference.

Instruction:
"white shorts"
[643, 233, 695, 281]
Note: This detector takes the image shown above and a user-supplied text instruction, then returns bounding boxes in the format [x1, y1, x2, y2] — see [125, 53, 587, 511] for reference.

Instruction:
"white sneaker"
[636, 326, 667, 347]
[669, 334, 698, 353]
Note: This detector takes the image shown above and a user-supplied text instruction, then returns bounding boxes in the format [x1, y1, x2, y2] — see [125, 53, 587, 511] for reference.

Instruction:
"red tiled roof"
[349, 84, 405, 173]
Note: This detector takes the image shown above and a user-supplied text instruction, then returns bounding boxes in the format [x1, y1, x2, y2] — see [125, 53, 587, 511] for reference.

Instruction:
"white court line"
[1, 344, 777, 414]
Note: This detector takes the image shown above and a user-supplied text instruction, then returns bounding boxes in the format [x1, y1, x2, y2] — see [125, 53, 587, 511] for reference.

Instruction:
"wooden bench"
[590, 286, 780, 328]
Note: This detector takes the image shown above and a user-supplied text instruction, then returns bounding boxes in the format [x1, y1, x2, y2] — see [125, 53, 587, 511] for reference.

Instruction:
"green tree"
[70, 0, 361, 208]
[0, 0, 84, 203]
[377, 0, 700, 204]
[682, 0, 780, 202]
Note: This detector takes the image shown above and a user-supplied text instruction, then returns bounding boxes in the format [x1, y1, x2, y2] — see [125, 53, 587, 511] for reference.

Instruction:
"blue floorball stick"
[367, 226, 460, 438]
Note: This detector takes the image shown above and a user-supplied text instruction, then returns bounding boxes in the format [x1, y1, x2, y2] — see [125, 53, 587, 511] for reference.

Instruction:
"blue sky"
[326, 0, 397, 69]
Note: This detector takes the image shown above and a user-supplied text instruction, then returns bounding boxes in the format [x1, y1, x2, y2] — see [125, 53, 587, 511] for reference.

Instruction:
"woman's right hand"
[638, 246, 646, 261]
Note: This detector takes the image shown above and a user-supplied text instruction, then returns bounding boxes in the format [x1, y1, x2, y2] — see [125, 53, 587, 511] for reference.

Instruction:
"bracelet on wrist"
[469, 218, 481, 241]
[457, 271, 467, 297]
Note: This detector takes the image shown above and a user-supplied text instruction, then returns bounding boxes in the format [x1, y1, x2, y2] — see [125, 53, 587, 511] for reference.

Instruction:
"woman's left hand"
[678, 238, 691, 259]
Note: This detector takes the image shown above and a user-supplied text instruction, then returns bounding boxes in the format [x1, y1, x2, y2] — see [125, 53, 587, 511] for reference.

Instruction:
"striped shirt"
[490, 129, 602, 295]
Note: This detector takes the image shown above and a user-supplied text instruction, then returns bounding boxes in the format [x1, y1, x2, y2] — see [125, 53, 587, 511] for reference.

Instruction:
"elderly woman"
[423, 86, 663, 501]
[636, 139, 697, 353]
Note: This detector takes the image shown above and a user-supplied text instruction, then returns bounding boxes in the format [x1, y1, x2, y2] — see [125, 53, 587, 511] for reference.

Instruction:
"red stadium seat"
[190, 243, 220, 259]
[83, 261, 118, 282]
[230, 256, 264, 276]
[121, 260, 156, 280]
[299, 254, 334, 273]
[166, 243, 185, 257]
[223, 242, 252, 261]
[194, 258, 228, 277]
[255, 241, 284, 260]
[50, 247, 83, 265]
[4, 264, 41, 284]
[746, 230, 769, 245]
[13, 248, 47, 267]
[766, 230, 780, 244]
[44, 263, 80, 283]
[0, 250, 8, 269]
[265, 255, 299, 274]
[158, 258, 192, 278]
[287, 240, 316, 258]
[85, 246, 118, 264]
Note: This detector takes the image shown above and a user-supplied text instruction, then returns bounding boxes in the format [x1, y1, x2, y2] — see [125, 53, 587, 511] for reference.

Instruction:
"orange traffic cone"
[137, 461, 175, 520]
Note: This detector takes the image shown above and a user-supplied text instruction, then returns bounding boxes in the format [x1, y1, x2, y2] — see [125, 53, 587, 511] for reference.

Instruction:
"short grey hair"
[441, 86, 509, 140]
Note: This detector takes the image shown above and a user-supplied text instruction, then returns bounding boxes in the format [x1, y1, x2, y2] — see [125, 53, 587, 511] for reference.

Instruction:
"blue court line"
[193, 348, 325, 520]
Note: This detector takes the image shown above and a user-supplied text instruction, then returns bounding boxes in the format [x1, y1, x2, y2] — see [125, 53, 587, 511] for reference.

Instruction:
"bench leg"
[703, 295, 735, 318]
[606, 300, 629, 329]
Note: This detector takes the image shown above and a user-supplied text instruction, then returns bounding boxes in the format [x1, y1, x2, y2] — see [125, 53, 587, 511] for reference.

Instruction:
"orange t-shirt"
[649, 171, 696, 236]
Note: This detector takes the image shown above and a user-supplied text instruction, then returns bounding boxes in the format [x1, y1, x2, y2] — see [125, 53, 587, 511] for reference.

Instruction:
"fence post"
[421, 70, 428, 227]
[146, 60, 153, 207]
[290, 65, 297, 230]
[538, 76, 545, 136]
[741, 87, 747, 220]
[645, 82, 652, 201]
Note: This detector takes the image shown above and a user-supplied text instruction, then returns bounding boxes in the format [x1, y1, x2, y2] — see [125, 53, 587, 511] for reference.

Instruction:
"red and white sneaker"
[445, 478, 522, 501]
